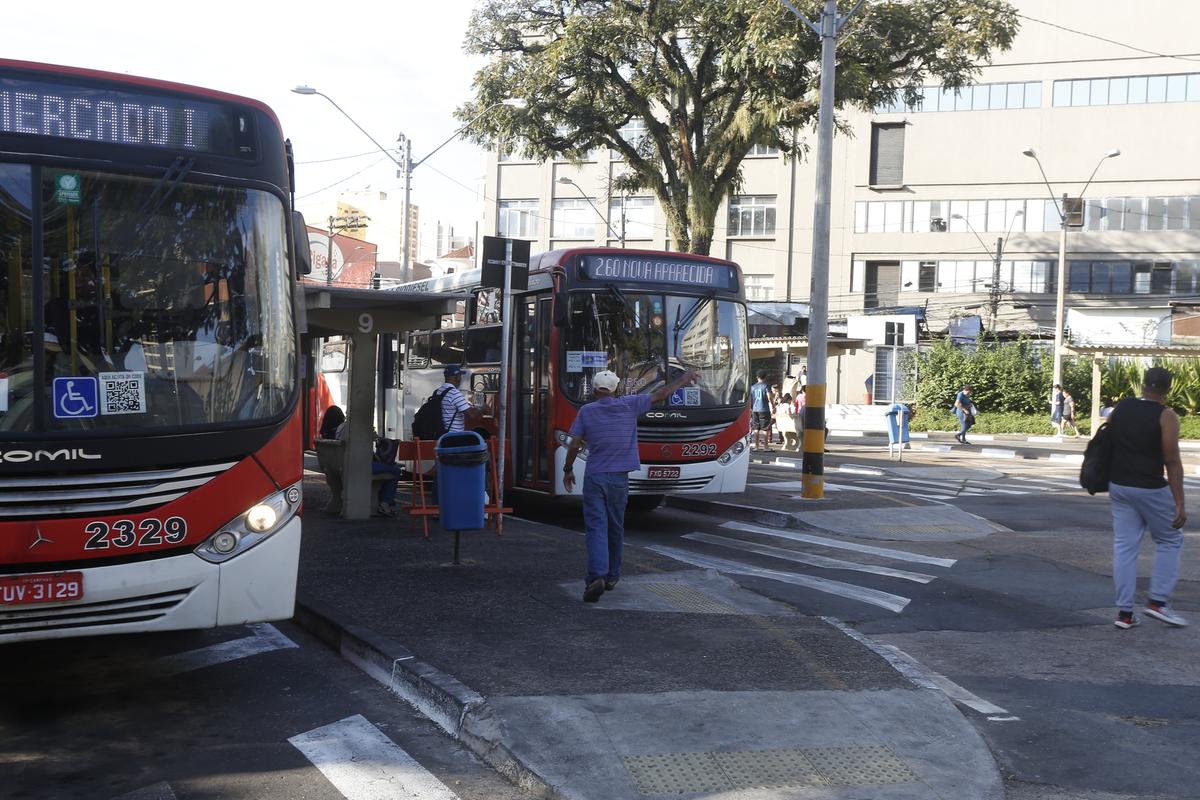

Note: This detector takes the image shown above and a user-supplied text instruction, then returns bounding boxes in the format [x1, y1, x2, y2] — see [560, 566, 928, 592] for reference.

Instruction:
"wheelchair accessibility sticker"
[53, 377, 99, 419]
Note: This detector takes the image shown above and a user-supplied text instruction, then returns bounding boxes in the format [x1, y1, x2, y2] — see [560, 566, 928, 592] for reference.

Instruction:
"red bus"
[0, 60, 310, 641]
[388, 247, 750, 510]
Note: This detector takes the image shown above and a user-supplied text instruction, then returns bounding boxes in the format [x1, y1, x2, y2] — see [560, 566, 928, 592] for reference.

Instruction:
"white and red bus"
[0, 60, 310, 641]
[389, 247, 751, 510]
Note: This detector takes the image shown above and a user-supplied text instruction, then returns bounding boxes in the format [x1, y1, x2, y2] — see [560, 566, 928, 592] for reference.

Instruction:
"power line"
[296, 149, 381, 165]
[1016, 13, 1200, 65]
[297, 156, 389, 200]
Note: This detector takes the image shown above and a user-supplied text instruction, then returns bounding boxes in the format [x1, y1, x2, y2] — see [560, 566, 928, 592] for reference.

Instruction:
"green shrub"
[909, 410, 1091, 436]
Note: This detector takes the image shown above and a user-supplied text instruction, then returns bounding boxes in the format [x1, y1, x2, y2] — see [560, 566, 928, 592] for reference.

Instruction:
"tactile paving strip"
[642, 583, 740, 615]
[711, 748, 824, 789]
[803, 744, 920, 785]
[624, 752, 730, 795]
[622, 745, 918, 795]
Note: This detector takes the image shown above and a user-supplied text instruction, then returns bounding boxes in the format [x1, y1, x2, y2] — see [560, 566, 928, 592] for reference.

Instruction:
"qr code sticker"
[99, 371, 147, 416]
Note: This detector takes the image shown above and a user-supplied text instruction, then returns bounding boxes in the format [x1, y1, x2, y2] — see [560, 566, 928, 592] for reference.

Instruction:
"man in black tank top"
[1108, 367, 1188, 629]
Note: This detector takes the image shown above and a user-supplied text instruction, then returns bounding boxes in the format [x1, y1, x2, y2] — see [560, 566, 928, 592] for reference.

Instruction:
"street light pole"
[557, 177, 622, 242]
[1022, 147, 1119, 390]
[292, 87, 525, 282]
[950, 210, 1022, 332]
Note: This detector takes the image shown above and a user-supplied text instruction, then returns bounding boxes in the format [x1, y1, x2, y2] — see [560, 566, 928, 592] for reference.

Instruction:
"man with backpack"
[412, 364, 476, 440]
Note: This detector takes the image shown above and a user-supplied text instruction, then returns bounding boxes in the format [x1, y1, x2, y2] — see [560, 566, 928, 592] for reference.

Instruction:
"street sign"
[480, 236, 530, 291]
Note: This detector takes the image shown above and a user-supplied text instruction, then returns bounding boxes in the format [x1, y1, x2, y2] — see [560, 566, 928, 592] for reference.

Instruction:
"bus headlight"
[718, 439, 747, 465]
[554, 430, 587, 460]
[195, 481, 302, 564]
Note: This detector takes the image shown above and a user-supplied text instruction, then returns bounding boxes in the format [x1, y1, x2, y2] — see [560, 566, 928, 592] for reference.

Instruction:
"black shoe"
[954, 434, 963, 443]
[583, 578, 605, 603]
[961, 439, 971, 446]
[604, 578, 619, 591]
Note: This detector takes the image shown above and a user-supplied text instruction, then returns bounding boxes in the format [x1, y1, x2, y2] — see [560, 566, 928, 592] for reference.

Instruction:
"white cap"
[592, 370, 620, 392]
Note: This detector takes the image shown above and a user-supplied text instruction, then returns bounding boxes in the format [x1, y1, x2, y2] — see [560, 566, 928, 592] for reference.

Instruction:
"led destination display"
[578, 254, 738, 291]
[0, 73, 253, 156]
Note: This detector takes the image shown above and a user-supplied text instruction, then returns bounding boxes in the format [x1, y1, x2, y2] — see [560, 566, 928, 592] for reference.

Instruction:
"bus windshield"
[562, 291, 748, 407]
[0, 164, 295, 433]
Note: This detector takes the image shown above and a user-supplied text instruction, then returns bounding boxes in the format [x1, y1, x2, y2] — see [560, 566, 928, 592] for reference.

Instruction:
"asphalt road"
[0, 620, 530, 800]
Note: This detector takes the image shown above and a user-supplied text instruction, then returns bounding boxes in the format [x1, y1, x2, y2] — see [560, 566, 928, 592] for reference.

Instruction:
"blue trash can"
[885, 403, 911, 459]
[435, 431, 488, 530]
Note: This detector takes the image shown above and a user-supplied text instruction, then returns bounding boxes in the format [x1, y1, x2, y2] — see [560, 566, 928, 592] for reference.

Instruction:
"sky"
[7, 0, 492, 259]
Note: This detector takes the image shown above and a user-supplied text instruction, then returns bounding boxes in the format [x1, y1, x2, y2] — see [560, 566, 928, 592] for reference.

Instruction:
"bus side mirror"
[292, 211, 312, 276]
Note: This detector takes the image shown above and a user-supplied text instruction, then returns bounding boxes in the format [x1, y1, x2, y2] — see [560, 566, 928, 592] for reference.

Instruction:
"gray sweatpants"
[1111, 482, 1185, 611]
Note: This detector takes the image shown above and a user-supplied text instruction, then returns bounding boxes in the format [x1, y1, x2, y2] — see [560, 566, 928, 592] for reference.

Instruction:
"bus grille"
[0, 463, 236, 519]
[629, 476, 713, 493]
[638, 423, 731, 443]
[0, 588, 190, 635]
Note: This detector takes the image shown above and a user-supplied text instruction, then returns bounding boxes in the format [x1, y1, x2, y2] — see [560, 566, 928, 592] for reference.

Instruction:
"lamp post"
[292, 87, 525, 281]
[1022, 146, 1120, 390]
[556, 177, 623, 243]
[950, 209, 1023, 332]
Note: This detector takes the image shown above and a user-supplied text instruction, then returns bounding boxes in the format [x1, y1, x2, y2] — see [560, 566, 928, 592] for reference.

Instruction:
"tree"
[459, 0, 1018, 254]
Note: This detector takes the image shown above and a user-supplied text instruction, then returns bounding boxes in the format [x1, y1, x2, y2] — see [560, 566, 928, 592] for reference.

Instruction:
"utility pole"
[398, 135, 413, 283]
[783, 0, 864, 500]
[989, 236, 1004, 332]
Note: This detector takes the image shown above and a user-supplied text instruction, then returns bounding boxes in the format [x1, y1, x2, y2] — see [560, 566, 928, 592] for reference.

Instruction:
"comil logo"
[0, 448, 101, 464]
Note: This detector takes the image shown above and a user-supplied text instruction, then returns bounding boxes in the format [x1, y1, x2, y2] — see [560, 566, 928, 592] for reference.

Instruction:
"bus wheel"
[626, 494, 664, 513]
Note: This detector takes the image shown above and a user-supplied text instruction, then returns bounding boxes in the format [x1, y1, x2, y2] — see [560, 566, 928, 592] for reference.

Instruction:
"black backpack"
[411, 387, 456, 441]
[1079, 422, 1114, 495]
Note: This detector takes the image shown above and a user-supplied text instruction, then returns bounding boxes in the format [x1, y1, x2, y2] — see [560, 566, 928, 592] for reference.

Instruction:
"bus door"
[514, 293, 552, 488]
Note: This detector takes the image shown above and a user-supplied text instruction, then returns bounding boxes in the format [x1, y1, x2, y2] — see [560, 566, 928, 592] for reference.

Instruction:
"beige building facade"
[481, 1, 1200, 400]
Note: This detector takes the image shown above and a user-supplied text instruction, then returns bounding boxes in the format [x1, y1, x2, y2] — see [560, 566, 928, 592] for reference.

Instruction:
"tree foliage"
[458, 0, 1018, 254]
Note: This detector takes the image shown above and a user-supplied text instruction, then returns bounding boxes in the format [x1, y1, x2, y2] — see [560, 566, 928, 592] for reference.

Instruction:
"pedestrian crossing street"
[645, 519, 959, 615]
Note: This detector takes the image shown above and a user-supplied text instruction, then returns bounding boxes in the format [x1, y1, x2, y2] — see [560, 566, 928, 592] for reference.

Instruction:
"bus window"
[473, 289, 502, 325]
[430, 330, 465, 366]
[441, 299, 467, 329]
[320, 340, 347, 373]
[407, 334, 430, 368]
[466, 326, 503, 363]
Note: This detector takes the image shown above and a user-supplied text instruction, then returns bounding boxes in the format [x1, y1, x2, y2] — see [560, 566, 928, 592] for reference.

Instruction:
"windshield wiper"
[673, 296, 711, 333]
[608, 285, 629, 306]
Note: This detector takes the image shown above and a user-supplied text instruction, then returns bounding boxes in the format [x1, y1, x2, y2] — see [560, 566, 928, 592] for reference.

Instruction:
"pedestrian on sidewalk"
[776, 393, 799, 451]
[770, 383, 783, 444]
[562, 368, 702, 603]
[1109, 367, 1188, 629]
[953, 384, 977, 445]
[750, 371, 774, 451]
[335, 420, 406, 517]
[1050, 383, 1065, 435]
[1061, 388, 1080, 437]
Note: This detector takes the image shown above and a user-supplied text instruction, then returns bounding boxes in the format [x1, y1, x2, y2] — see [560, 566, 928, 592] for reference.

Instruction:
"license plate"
[647, 466, 681, 480]
[0, 572, 84, 606]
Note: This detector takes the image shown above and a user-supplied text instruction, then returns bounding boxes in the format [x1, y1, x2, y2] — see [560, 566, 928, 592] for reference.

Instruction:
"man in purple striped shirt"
[563, 368, 701, 602]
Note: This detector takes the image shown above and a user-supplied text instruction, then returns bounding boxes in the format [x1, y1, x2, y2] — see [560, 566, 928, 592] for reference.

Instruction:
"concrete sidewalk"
[293, 474, 1003, 799]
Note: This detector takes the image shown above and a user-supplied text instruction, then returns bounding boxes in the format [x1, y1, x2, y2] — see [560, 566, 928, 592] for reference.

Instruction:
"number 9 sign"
[358, 313, 374, 334]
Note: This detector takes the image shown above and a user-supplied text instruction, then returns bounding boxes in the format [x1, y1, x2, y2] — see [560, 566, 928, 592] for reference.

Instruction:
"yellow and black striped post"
[801, 382, 825, 498]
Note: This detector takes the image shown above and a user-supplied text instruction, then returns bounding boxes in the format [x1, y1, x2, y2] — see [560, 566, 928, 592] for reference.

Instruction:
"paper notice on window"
[580, 351, 609, 368]
[99, 371, 147, 415]
[683, 387, 701, 406]
[0, 372, 8, 413]
[566, 351, 584, 373]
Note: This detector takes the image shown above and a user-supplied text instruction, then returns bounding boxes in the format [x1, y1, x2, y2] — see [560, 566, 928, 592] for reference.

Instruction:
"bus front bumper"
[553, 443, 749, 495]
[0, 518, 300, 643]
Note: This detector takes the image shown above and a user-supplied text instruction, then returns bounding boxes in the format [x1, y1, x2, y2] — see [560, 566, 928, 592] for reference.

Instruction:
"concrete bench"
[313, 438, 394, 515]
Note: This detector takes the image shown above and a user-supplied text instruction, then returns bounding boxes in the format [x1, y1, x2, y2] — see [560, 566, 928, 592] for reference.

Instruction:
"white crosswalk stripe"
[290, 714, 461, 800]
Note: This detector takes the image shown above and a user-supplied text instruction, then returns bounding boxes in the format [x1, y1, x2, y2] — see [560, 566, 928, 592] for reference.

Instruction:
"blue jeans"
[372, 462, 406, 505]
[1111, 482, 1184, 611]
[955, 409, 973, 438]
[582, 471, 629, 583]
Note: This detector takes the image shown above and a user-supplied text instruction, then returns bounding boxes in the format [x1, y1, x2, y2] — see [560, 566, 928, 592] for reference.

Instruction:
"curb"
[293, 595, 563, 800]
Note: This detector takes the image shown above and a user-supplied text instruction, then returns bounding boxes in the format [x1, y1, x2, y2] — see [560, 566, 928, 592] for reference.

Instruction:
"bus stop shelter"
[1063, 342, 1200, 435]
[301, 284, 455, 519]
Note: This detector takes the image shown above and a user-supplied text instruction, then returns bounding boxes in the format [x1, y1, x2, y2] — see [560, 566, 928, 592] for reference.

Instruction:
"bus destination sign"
[0, 74, 251, 157]
[578, 254, 738, 291]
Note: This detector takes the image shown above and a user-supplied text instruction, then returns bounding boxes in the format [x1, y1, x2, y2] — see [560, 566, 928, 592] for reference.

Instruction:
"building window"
[1052, 72, 1200, 107]
[609, 196, 655, 240]
[876, 81, 1041, 114]
[744, 273, 774, 300]
[869, 123, 905, 185]
[727, 195, 777, 236]
[498, 200, 539, 239]
[552, 198, 598, 239]
[610, 119, 648, 160]
[746, 143, 780, 156]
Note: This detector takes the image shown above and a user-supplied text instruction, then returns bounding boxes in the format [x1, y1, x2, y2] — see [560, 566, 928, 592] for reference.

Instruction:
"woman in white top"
[775, 393, 799, 451]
